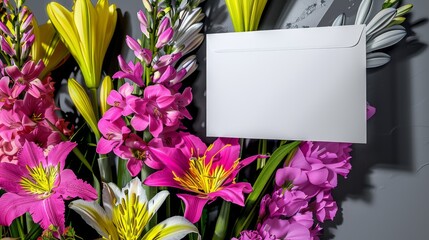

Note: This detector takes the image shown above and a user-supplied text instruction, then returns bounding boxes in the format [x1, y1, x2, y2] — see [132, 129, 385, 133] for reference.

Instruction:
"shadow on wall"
[322, 14, 428, 240]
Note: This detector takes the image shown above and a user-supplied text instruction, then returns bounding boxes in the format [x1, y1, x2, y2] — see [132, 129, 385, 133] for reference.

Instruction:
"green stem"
[213, 202, 231, 240]
[142, 165, 157, 231]
[117, 158, 132, 188]
[256, 139, 268, 169]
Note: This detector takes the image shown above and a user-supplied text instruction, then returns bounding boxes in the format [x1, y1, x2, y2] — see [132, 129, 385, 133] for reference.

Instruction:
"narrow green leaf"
[24, 224, 43, 240]
[232, 141, 300, 237]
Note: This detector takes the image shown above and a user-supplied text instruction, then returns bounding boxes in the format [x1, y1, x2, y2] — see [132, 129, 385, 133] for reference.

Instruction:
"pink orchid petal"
[0, 193, 36, 226]
[55, 169, 97, 201]
[149, 116, 163, 137]
[96, 137, 117, 154]
[126, 35, 141, 52]
[177, 194, 208, 223]
[5, 65, 21, 81]
[130, 114, 150, 131]
[126, 158, 144, 177]
[156, 28, 174, 48]
[157, 95, 176, 109]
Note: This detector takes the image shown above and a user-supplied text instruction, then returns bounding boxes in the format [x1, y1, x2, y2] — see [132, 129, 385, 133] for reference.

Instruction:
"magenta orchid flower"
[153, 53, 182, 71]
[0, 141, 97, 233]
[144, 134, 264, 223]
[112, 55, 144, 86]
[130, 84, 178, 137]
[117, 133, 164, 176]
[104, 83, 138, 121]
[0, 76, 25, 109]
[96, 118, 131, 156]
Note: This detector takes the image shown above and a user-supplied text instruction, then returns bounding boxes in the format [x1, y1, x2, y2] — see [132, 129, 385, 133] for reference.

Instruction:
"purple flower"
[232, 230, 263, 240]
[137, 10, 149, 38]
[0, 141, 97, 233]
[258, 211, 314, 240]
[311, 190, 337, 222]
[259, 189, 308, 220]
[5, 60, 44, 84]
[112, 55, 144, 86]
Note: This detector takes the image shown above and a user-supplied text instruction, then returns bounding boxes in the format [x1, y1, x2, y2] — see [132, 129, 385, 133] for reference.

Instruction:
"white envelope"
[206, 25, 367, 143]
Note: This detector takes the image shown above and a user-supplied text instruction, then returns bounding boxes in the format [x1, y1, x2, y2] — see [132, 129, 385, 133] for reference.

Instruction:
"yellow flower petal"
[99, 75, 113, 116]
[47, 0, 117, 89]
[68, 78, 101, 140]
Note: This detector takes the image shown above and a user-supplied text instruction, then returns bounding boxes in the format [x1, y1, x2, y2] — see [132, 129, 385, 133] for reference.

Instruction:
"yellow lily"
[225, 0, 268, 32]
[99, 75, 113, 116]
[68, 78, 101, 140]
[31, 18, 69, 79]
[46, 0, 117, 89]
[70, 178, 200, 240]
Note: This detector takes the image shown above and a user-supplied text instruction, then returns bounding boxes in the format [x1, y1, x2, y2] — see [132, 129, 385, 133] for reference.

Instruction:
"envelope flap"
[208, 25, 366, 52]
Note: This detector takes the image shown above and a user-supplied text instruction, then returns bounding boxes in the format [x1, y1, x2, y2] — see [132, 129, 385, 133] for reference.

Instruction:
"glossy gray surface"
[28, 0, 428, 239]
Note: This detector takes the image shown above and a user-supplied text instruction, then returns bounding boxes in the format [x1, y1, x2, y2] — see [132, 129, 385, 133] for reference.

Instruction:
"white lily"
[70, 178, 199, 240]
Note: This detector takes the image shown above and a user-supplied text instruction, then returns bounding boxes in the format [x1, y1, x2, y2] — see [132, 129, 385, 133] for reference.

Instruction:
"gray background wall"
[28, 0, 429, 239]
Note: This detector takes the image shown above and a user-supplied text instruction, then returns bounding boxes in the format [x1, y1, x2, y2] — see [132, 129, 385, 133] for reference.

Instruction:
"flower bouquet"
[0, 0, 413, 239]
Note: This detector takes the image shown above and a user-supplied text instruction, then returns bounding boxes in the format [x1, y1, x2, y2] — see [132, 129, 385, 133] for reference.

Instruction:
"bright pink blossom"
[144, 135, 264, 223]
[130, 84, 179, 137]
[0, 141, 97, 233]
[104, 83, 138, 121]
[311, 190, 337, 222]
[5, 60, 44, 84]
[113, 55, 144, 86]
[125, 36, 152, 64]
[96, 118, 131, 156]
[259, 189, 309, 220]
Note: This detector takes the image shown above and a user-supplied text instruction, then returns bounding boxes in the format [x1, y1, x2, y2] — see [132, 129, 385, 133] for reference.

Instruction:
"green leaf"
[232, 141, 300, 237]
[24, 224, 43, 240]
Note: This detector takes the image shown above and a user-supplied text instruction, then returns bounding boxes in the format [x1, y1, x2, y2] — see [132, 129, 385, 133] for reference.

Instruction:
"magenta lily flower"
[0, 141, 97, 233]
[144, 134, 264, 223]
[112, 55, 144, 86]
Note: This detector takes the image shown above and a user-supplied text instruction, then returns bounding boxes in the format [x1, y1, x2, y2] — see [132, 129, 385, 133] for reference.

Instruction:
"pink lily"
[125, 36, 152, 64]
[144, 134, 264, 223]
[112, 55, 144, 86]
[0, 141, 97, 233]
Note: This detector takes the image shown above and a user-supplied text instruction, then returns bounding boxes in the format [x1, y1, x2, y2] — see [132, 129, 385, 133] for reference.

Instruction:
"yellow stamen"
[20, 163, 59, 199]
[173, 144, 239, 194]
[112, 192, 149, 240]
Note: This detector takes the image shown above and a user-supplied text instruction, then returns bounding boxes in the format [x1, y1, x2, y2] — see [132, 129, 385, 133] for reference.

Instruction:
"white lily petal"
[69, 200, 118, 239]
[367, 25, 406, 52]
[101, 182, 115, 219]
[355, 0, 373, 25]
[142, 216, 200, 240]
[366, 8, 396, 37]
[367, 52, 391, 68]
[108, 182, 126, 201]
[147, 190, 170, 223]
[332, 13, 346, 26]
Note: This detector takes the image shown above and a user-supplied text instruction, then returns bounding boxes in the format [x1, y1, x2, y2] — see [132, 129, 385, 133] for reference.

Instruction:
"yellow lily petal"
[225, 0, 267, 32]
[31, 18, 70, 78]
[68, 78, 101, 140]
[99, 75, 113, 116]
[47, 0, 117, 89]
